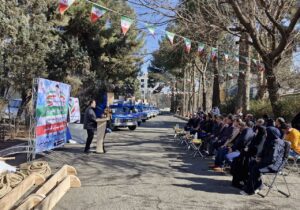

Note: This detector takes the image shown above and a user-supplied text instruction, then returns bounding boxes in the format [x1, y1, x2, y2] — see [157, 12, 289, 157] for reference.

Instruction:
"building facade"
[137, 73, 149, 100]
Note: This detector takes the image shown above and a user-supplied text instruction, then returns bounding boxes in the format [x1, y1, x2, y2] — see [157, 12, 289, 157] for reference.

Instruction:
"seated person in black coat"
[240, 127, 285, 195]
[231, 125, 266, 189]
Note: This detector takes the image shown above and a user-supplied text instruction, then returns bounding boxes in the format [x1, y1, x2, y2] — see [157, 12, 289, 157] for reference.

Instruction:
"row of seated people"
[184, 112, 300, 195]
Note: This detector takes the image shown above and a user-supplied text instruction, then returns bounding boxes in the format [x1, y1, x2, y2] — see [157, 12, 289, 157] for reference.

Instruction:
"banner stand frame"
[27, 78, 38, 162]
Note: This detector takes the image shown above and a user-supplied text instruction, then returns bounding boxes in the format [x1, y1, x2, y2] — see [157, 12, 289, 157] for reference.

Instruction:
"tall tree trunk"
[264, 62, 281, 117]
[183, 67, 186, 116]
[197, 72, 202, 111]
[192, 70, 196, 113]
[212, 61, 220, 107]
[175, 80, 178, 113]
[202, 73, 207, 112]
[15, 89, 32, 133]
[188, 67, 191, 114]
[243, 70, 251, 112]
[170, 82, 175, 113]
[236, 32, 251, 113]
[256, 70, 267, 100]
[190, 67, 195, 113]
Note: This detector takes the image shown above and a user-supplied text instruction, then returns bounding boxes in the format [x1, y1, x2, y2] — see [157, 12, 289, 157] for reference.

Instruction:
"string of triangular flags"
[58, 0, 265, 71]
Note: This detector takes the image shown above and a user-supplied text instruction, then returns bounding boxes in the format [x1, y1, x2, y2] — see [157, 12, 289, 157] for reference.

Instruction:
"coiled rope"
[27, 161, 51, 179]
[0, 161, 51, 198]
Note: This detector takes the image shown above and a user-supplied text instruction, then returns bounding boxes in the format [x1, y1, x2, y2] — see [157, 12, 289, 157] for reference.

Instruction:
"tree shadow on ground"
[173, 177, 238, 194]
[159, 134, 241, 195]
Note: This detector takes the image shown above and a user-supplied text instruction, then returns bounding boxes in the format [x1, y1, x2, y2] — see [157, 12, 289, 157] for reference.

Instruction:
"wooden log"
[35, 175, 81, 210]
[0, 173, 45, 210]
[0, 157, 15, 161]
[16, 165, 77, 210]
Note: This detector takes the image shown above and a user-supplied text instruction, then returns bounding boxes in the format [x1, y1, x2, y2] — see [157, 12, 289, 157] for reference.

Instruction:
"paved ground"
[41, 115, 299, 210]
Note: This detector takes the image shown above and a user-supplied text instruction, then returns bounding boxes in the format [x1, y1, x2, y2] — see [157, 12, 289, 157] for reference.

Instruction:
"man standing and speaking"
[83, 100, 97, 153]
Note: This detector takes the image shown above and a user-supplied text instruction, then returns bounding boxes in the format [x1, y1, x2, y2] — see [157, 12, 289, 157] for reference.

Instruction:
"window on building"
[141, 84, 144, 88]
[141, 79, 144, 82]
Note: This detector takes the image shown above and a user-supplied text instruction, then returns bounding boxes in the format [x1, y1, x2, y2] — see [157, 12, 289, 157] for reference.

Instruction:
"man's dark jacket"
[84, 106, 97, 130]
[232, 127, 255, 152]
[258, 127, 285, 171]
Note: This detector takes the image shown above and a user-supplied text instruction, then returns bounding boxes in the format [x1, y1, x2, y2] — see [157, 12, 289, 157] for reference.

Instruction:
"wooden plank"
[36, 165, 77, 195]
[0, 157, 15, 160]
[0, 173, 45, 210]
[35, 175, 81, 210]
[16, 165, 77, 210]
[95, 119, 108, 154]
[16, 195, 43, 210]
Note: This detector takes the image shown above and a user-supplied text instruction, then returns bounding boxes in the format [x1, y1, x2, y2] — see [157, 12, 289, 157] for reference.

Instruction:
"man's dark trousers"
[85, 129, 95, 152]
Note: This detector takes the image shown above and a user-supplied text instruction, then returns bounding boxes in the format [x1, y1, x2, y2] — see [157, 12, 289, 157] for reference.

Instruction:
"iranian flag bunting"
[258, 62, 265, 72]
[146, 24, 156, 37]
[121, 16, 133, 35]
[234, 56, 239, 63]
[184, 38, 192, 53]
[211, 47, 218, 61]
[90, 5, 107, 23]
[198, 43, 205, 55]
[224, 53, 229, 62]
[166, 31, 175, 45]
[59, 0, 75, 15]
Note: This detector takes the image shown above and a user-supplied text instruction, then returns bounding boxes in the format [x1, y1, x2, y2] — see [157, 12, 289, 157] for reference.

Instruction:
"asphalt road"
[47, 115, 300, 210]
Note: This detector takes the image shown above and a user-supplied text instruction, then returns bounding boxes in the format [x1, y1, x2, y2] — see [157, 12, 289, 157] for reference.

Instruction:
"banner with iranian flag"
[69, 97, 80, 123]
[59, 0, 75, 15]
[35, 78, 71, 153]
[90, 5, 107, 23]
[121, 16, 133, 35]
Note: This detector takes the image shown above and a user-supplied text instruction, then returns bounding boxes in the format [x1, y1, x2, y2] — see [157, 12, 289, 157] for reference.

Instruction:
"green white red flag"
[121, 16, 133, 35]
[166, 31, 175, 45]
[59, 0, 75, 15]
[198, 43, 205, 55]
[90, 5, 107, 23]
[184, 38, 191, 53]
[224, 53, 229, 62]
[234, 56, 239, 63]
[146, 24, 155, 37]
[258, 62, 265, 72]
[211, 47, 218, 61]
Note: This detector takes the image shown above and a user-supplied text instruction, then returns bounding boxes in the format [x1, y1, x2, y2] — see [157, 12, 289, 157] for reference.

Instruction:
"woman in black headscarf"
[240, 127, 285, 195]
[231, 125, 266, 189]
